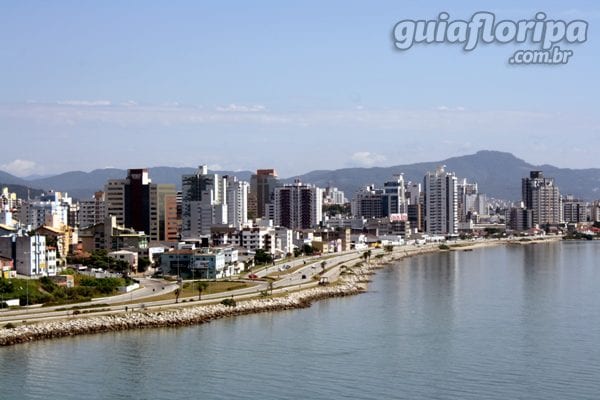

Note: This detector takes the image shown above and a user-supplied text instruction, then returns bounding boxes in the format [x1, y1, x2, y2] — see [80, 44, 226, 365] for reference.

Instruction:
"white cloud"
[0, 159, 39, 177]
[215, 104, 267, 112]
[350, 152, 387, 167]
[56, 100, 112, 106]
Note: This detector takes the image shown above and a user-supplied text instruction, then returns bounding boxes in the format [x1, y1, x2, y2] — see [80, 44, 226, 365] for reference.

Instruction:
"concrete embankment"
[0, 268, 374, 347]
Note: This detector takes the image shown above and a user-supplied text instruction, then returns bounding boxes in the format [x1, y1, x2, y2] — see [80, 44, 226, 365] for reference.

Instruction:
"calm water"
[1, 241, 600, 400]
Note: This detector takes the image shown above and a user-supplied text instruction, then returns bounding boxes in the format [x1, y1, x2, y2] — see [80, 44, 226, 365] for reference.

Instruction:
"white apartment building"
[424, 166, 458, 236]
[182, 165, 228, 238]
[226, 175, 249, 229]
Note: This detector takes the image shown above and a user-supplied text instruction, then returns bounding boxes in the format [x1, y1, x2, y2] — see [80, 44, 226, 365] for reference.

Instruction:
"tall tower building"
[521, 171, 561, 227]
[274, 180, 323, 229]
[104, 169, 176, 242]
[382, 174, 407, 216]
[181, 165, 227, 238]
[457, 179, 479, 222]
[250, 169, 279, 220]
[424, 166, 458, 235]
[79, 191, 106, 228]
[226, 175, 249, 229]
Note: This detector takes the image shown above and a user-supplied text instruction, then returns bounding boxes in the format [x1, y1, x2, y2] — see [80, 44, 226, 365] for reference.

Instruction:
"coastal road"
[0, 249, 374, 325]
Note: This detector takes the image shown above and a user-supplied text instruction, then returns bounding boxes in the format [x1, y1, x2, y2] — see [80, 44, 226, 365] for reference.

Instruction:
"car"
[248, 274, 258, 279]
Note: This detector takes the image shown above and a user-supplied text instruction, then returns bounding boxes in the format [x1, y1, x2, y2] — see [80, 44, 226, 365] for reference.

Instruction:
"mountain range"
[0, 151, 598, 201]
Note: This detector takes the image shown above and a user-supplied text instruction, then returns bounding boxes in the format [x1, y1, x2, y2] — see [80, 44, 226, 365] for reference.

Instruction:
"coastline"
[0, 236, 562, 347]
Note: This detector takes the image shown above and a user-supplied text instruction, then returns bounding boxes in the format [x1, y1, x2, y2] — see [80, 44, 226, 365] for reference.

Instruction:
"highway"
[0, 249, 375, 325]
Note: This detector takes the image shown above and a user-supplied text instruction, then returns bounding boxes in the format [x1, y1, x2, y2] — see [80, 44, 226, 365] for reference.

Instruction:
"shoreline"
[0, 236, 563, 347]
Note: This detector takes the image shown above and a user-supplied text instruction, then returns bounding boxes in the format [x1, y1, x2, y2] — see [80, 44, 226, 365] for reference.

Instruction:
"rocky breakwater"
[0, 271, 372, 347]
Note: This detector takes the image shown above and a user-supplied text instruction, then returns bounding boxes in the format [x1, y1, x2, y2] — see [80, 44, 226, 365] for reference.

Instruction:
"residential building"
[226, 175, 249, 229]
[105, 169, 177, 242]
[181, 165, 227, 238]
[382, 174, 407, 216]
[351, 185, 384, 219]
[323, 186, 347, 205]
[562, 195, 587, 223]
[108, 250, 139, 272]
[274, 180, 323, 230]
[19, 192, 72, 230]
[78, 191, 106, 229]
[250, 169, 279, 219]
[0, 234, 47, 276]
[424, 166, 458, 235]
[522, 171, 562, 226]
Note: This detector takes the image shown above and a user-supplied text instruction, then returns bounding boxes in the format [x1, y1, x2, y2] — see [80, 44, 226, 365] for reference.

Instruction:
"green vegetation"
[0, 275, 128, 307]
[254, 249, 273, 265]
[322, 203, 351, 216]
[67, 249, 131, 273]
[221, 298, 237, 307]
[438, 244, 451, 250]
[564, 232, 596, 240]
[303, 244, 314, 255]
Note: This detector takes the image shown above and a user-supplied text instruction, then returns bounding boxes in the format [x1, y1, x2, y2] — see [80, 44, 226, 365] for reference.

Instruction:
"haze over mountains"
[1, 151, 599, 201]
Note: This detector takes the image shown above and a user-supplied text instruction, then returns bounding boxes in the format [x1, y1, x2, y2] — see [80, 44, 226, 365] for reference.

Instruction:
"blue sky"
[0, 1, 598, 177]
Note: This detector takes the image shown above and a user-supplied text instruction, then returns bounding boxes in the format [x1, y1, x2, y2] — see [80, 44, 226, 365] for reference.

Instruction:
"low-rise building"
[159, 248, 227, 279]
[107, 250, 139, 272]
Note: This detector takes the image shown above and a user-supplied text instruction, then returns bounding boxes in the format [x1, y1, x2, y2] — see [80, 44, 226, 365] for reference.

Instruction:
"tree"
[320, 261, 327, 273]
[302, 244, 314, 256]
[0, 278, 14, 309]
[254, 249, 273, 265]
[384, 245, 393, 253]
[137, 257, 151, 273]
[266, 277, 275, 295]
[362, 250, 372, 264]
[174, 288, 181, 304]
[196, 281, 209, 300]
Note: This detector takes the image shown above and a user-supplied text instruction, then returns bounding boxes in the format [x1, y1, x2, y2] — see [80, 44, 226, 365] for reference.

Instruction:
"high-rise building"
[521, 171, 561, 227]
[19, 192, 72, 230]
[562, 195, 587, 223]
[78, 191, 106, 228]
[382, 174, 407, 216]
[323, 186, 347, 205]
[274, 180, 323, 229]
[456, 179, 487, 222]
[250, 169, 279, 220]
[351, 185, 384, 219]
[181, 165, 227, 238]
[105, 169, 177, 242]
[405, 182, 421, 206]
[155, 185, 179, 241]
[226, 175, 249, 229]
[424, 166, 458, 235]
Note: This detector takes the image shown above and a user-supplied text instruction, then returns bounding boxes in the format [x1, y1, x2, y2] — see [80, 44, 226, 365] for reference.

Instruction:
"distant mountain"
[24, 167, 253, 199]
[0, 182, 45, 200]
[1, 151, 598, 201]
[0, 170, 28, 186]
[0, 171, 45, 199]
[287, 150, 600, 201]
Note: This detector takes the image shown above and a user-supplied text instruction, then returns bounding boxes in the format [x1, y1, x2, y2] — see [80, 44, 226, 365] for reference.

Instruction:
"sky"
[0, 0, 598, 178]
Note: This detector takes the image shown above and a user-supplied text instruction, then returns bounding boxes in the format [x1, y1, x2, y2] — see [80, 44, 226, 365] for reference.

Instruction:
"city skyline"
[1, 1, 599, 177]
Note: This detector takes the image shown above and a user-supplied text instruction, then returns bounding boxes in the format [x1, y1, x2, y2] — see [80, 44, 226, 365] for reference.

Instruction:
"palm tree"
[266, 277, 275, 295]
[174, 288, 181, 304]
[197, 281, 209, 300]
